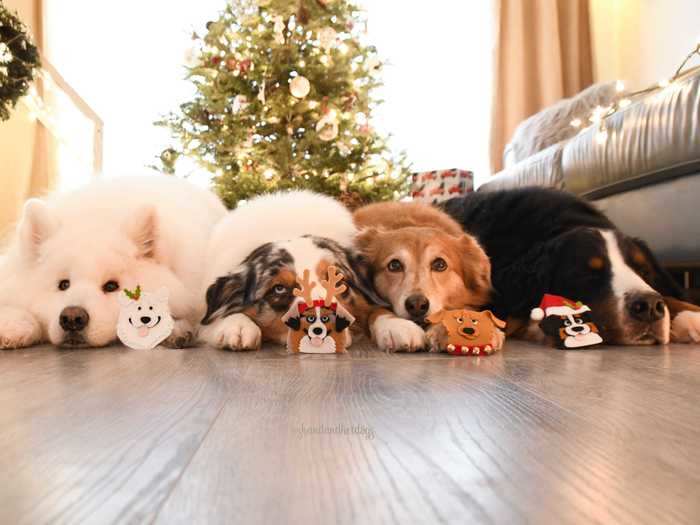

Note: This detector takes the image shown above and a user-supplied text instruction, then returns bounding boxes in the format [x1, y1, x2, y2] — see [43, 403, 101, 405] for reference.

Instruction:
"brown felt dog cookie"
[427, 309, 506, 355]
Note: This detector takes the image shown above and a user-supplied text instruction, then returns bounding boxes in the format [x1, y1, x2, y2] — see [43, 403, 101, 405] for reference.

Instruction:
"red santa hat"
[531, 294, 590, 321]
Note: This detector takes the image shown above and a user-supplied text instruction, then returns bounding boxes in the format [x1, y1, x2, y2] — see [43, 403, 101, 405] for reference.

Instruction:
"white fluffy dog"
[0, 176, 225, 349]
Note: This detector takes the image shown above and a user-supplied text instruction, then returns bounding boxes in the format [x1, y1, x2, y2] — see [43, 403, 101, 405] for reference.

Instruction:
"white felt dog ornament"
[282, 266, 355, 354]
[117, 286, 174, 350]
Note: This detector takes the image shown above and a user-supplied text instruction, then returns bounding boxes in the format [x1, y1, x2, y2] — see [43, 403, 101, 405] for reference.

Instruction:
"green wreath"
[0, 2, 40, 121]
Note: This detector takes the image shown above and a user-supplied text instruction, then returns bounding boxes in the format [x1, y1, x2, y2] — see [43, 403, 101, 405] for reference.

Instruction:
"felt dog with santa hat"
[531, 294, 603, 349]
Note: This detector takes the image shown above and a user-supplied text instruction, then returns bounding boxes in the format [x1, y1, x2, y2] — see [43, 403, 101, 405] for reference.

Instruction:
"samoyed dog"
[0, 175, 226, 349]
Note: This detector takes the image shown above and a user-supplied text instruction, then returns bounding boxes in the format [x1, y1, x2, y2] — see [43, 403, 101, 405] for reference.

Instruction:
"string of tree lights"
[570, 38, 700, 146]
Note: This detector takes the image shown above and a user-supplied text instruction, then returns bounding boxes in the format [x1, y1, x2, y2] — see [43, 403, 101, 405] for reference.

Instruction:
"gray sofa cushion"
[563, 68, 700, 197]
[480, 142, 565, 192]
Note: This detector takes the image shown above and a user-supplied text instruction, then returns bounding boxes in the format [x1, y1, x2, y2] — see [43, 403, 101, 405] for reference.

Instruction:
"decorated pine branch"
[0, 2, 41, 121]
[156, 0, 410, 209]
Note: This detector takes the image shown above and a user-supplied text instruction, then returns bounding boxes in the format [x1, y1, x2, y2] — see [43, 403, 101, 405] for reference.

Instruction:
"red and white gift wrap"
[410, 169, 474, 204]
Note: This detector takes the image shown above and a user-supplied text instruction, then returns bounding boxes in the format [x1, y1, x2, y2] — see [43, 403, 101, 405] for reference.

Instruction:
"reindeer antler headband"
[294, 266, 347, 314]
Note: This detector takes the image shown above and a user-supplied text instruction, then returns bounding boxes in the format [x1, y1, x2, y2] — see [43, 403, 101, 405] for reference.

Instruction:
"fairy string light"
[571, 38, 700, 145]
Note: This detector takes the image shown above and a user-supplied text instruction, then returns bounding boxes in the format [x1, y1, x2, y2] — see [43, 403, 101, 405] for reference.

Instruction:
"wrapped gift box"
[410, 169, 474, 204]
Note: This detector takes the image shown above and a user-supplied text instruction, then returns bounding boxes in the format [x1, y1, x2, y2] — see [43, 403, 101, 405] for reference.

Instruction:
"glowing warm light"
[618, 98, 632, 109]
[263, 168, 275, 180]
[338, 43, 349, 55]
[570, 118, 582, 128]
[595, 129, 608, 145]
[615, 80, 625, 92]
[658, 78, 670, 88]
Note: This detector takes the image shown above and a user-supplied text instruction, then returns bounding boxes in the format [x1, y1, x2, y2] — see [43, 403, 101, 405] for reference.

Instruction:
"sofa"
[480, 67, 700, 271]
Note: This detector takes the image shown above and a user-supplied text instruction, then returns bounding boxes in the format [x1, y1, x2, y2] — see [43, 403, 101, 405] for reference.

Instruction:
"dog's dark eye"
[456, 317, 464, 324]
[472, 319, 479, 325]
[102, 280, 119, 293]
[149, 306, 153, 310]
[431, 258, 447, 272]
[306, 315, 316, 323]
[387, 259, 403, 272]
[564, 319, 572, 327]
[58, 279, 70, 291]
[273, 284, 287, 294]
[321, 315, 330, 323]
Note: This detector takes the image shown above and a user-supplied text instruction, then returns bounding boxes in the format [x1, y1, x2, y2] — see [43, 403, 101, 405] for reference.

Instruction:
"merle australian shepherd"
[443, 187, 700, 345]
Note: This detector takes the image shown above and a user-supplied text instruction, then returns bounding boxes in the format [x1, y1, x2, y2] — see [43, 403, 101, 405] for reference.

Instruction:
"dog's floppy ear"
[282, 300, 302, 331]
[457, 234, 492, 306]
[17, 199, 56, 262]
[483, 310, 506, 329]
[127, 206, 157, 259]
[354, 227, 381, 255]
[538, 316, 562, 338]
[427, 311, 446, 324]
[341, 252, 389, 307]
[201, 265, 257, 325]
[334, 303, 356, 333]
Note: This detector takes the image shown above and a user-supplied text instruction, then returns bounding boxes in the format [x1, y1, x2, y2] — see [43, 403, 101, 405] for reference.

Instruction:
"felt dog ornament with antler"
[427, 309, 506, 355]
[282, 266, 356, 354]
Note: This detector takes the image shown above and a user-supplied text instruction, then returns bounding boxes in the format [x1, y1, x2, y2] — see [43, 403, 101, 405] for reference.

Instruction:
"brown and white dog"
[354, 201, 492, 351]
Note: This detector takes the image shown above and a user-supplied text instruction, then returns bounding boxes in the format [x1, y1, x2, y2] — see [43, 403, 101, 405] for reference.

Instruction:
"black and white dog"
[444, 187, 700, 345]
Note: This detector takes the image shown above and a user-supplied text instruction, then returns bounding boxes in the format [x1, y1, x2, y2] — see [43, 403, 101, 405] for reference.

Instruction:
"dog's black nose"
[570, 325, 586, 333]
[462, 327, 475, 335]
[59, 306, 90, 332]
[140, 316, 152, 324]
[312, 327, 324, 336]
[405, 294, 430, 318]
[628, 293, 666, 322]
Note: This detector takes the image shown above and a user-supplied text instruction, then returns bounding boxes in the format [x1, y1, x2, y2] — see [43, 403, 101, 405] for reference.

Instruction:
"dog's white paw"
[162, 319, 195, 349]
[671, 311, 700, 343]
[371, 316, 426, 352]
[200, 313, 261, 351]
[0, 307, 43, 350]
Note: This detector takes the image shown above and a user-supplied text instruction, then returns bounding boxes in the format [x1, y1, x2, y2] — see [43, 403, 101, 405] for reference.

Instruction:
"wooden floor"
[1, 341, 699, 525]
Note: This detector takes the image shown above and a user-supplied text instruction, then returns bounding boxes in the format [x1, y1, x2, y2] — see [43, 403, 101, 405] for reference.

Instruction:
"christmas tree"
[157, 0, 409, 209]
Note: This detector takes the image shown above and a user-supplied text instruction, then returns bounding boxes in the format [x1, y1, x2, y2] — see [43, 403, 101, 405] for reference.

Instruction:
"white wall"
[591, 0, 700, 89]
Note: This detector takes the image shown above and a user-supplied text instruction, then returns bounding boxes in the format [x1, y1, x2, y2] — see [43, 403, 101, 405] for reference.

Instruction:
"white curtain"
[364, 1, 494, 183]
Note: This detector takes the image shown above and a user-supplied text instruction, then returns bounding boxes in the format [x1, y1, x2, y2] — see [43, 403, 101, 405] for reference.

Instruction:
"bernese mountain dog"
[443, 187, 700, 345]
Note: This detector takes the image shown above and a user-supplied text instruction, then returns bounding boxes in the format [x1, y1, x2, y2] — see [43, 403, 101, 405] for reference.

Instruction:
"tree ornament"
[318, 27, 337, 50]
[316, 111, 339, 141]
[290, 76, 311, 98]
[232, 95, 250, 113]
[257, 81, 266, 104]
[0, 43, 12, 63]
[273, 15, 285, 44]
[366, 56, 382, 71]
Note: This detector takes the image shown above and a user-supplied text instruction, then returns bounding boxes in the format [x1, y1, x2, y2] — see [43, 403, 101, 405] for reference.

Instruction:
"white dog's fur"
[0, 176, 225, 349]
[203, 190, 357, 286]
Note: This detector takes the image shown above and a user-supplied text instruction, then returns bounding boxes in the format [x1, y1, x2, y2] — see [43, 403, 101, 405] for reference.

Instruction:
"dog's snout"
[570, 325, 586, 333]
[462, 327, 475, 335]
[628, 293, 666, 323]
[140, 316, 152, 324]
[405, 294, 430, 318]
[59, 306, 90, 332]
[312, 327, 324, 336]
